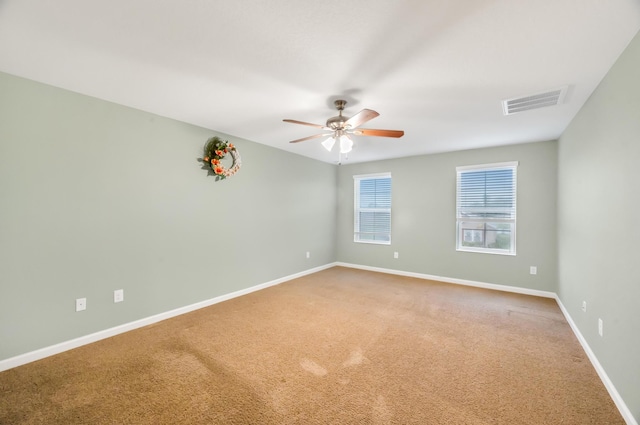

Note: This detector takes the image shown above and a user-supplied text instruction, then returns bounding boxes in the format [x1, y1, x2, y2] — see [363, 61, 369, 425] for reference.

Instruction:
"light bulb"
[339, 135, 353, 153]
[321, 136, 336, 152]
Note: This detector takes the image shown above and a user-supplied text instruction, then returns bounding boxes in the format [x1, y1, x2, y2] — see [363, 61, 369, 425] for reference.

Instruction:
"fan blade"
[283, 119, 327, 129]
[353, 128, 404, 138]
[289, 133, 330, 143]
[344, 109, 379, 129]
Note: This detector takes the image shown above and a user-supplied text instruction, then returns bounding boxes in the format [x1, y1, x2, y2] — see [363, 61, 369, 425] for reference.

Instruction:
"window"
[354, 173, 391, 244]
[456, 162, 517, 255]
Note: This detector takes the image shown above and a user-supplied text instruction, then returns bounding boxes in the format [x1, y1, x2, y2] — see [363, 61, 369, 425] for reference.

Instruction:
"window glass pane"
[354, 174, 391, 244]
[486, 227, 512, 250]
[458, 168, 515, 219]
[456, 163, 516, 255]
[459, 221, 514, 250]
[358, 212, 391, 233]
[459, 221, 486, 247]
[359, 178, 391, 209]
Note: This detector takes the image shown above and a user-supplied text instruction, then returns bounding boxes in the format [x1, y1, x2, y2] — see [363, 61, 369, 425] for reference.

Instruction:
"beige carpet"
[0, 267, 624, 424]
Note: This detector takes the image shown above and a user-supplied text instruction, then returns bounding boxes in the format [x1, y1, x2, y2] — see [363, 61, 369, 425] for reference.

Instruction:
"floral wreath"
[199, 136, 241, 180]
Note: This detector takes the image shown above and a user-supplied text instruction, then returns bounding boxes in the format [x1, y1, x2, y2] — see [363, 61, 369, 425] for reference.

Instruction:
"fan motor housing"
[326, 99, 349, 129]
[326, 115, 348, 130]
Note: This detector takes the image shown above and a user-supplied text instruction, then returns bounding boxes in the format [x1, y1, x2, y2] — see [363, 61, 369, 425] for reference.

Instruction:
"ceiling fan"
[283, 99, 404, 154]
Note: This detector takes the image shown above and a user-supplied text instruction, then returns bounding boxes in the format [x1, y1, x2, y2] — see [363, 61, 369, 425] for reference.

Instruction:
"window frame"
[353, 172, 392, 245]
[456, 161, 518, 256]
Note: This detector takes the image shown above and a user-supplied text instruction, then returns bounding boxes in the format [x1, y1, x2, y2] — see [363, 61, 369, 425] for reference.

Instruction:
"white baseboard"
[335, 262, 556, 298]
[0, 263, 336, 373]
[555, 297, 638, 425]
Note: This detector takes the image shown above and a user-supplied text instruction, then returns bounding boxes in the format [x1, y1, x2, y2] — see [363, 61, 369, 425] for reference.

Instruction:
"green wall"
[0, 72, 337, 360]
[558, 30, 640, 422]
[336, 141, 558, 292]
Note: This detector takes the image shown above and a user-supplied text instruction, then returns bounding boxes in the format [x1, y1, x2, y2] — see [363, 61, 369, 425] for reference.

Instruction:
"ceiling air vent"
[502, 86, 567, 115]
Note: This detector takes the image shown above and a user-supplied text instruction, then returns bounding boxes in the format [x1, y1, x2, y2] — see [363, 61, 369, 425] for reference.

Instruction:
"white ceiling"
[1, 1, 639, 164]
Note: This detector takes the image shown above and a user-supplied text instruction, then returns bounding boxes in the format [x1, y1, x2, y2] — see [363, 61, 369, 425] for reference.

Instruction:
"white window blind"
[354, 173, 391, 244]
[456, 162, 517, 255]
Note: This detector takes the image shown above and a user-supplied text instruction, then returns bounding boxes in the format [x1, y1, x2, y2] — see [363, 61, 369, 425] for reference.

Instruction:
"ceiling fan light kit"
[339, 134, 353, 153]
[283, 99, 404, 159]
[321, 136, 336, 152]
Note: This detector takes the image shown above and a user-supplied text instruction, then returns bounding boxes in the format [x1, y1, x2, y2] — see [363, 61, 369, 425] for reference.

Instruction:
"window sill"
[456, 247, 516, 256]
[354, 239, 391, 246]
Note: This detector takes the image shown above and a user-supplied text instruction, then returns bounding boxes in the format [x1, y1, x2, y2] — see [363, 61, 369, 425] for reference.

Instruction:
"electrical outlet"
[529, 266, 537, 275]
[394, 252, 399, 259]
[581, 301, 587, 312]
[114, 289, 124, 303]
[598, 318, 603, 337]
[306, 251, 310, 259]
[75, 298, 87, 312]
